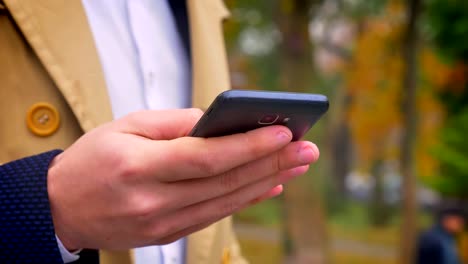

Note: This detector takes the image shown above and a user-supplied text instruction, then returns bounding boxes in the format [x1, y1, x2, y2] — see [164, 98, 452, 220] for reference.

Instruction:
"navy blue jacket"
[0, 150, 64, 263]
[0, 151, 100, 264]
[416, 226, 461, 264]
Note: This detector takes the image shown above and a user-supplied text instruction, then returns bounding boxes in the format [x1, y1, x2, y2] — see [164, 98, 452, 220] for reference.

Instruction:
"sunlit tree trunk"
[276, 0, 328, 263]
[400, 0, 421, 263]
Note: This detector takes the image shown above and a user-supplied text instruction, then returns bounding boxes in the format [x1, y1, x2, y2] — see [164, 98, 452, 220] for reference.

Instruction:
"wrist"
[47, 153, 80, 251]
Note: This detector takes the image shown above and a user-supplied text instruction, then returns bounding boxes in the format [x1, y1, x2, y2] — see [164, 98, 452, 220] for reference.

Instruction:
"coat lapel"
[4, 0, 113, 132]
[188, 0, 230, 110]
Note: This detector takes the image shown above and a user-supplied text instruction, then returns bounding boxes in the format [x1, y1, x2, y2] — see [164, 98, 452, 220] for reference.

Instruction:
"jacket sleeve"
[415, 233, 443, 264]
[0, 150, 65, 263]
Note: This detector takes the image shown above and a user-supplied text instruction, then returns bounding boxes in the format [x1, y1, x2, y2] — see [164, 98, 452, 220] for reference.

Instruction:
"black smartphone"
[189, 90, 329, 141]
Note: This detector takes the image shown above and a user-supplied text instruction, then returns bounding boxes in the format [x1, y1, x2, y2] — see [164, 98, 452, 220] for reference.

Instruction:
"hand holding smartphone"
[190, 90, 329, 141]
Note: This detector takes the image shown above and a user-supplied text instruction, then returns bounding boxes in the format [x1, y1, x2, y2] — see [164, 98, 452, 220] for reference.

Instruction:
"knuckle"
[270, 152, 282, 172]
[188, 152, 217, 176]
[219, 198, 240, 217]
[118, 157, 143, 181]
[128, 195, 157, 219]
[219, 170, 240, 192]
[189, 108, 204, 119]
[150, 221, 174, 240]
[243, 133, 263, 157]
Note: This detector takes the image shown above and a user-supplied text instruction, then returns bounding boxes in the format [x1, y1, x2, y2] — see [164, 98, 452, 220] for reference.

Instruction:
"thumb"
[116, 108, 203, 140]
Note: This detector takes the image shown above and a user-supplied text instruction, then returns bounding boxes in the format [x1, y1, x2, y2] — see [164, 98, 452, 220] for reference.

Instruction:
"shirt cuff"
[56, 235, 81, 263]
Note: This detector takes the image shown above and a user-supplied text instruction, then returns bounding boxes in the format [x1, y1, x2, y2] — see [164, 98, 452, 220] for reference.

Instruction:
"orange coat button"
[26, 102, 60, 137]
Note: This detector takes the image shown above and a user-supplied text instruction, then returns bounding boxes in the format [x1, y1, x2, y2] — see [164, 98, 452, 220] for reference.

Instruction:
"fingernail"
[271, 185, 284, 195]
[298, 145, 317, 164]
[276, 130, 291, 143]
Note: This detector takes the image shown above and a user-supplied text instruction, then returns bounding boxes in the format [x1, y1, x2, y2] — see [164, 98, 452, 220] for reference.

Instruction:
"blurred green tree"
[424, 0, 468, 202]
[430, 109, 468, 199]
[426, 0, 468, 62]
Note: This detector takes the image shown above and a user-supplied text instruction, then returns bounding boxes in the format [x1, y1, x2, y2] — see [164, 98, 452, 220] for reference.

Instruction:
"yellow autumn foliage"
[344, 1, 449, 176]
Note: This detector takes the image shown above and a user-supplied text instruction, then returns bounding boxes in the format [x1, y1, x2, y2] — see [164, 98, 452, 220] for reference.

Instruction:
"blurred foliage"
[345, 2, 404, 169]
[344, 0, 468, 202]
[344, 1, 446, 177]
[424, 0, 468, 115]
[224, 0, 281, 91]
[337, 0, 388, 19]
[423, 0, 468, 201]
[425, 0, 468, 62]
[427, 108, 468, 198]
[224, 0, 468, 262]
[234, 198, 282, 227]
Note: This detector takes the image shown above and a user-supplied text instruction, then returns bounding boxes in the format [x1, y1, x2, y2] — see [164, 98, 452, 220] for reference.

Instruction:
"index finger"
[148, 125, 293, 182]
[116, 108, 203, 140]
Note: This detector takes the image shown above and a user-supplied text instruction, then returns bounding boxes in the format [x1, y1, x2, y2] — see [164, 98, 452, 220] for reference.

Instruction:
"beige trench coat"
[0, 0, 246, 263]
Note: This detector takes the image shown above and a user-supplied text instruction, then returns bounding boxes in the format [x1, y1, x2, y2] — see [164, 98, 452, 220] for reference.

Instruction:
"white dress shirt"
[57, 0, 190, 263]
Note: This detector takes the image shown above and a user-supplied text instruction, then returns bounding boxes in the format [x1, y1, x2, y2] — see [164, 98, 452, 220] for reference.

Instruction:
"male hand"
[47, 109, 319, 250]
